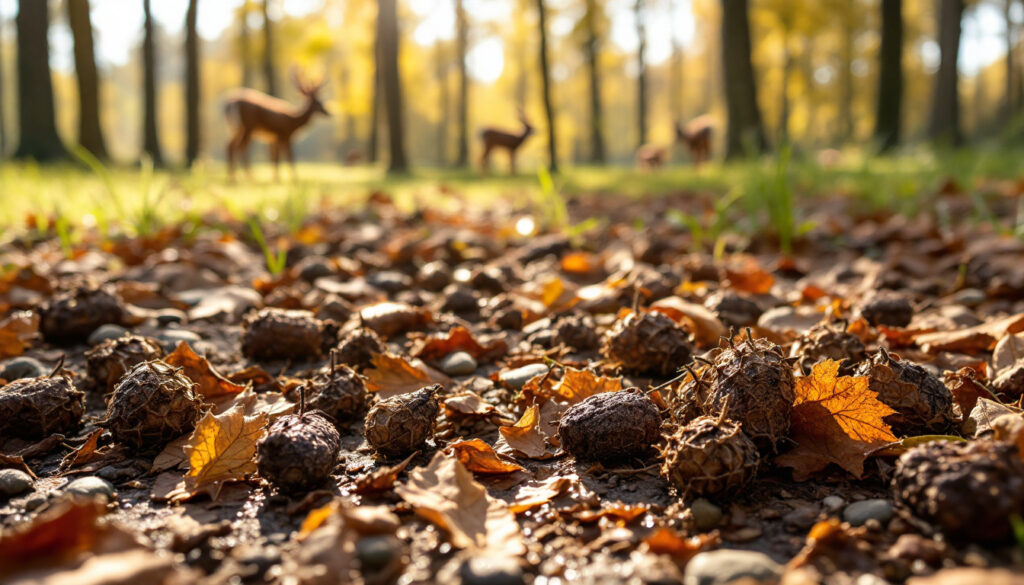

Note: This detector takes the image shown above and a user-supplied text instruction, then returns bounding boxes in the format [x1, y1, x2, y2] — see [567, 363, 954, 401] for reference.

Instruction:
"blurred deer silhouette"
[675, 115, 714, 166]
[479, 110, 535, 174]
[225, 70, 328, 181]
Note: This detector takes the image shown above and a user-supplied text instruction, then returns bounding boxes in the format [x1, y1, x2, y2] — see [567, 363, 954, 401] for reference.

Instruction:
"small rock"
[951, 288, 986, 307]
[87, 324, 129, 346]
[459, 556, 525, 585]
[782, 504, 818, 532]
[24, 493, 47, 511]
[155, 329, 202, 351]
[684, 550, 783, 585]
[356, 536, 402, 572]
[441, 351, 478, 376]
[0, 356, 48, 381]
[64, 476, 115, 501]
[822, 495, 845, 513]
[499, 364, 549, 390]
[690, 498, 724, 532]
[843, 499, 893, 527]
[154, 309, 187, 326]
[0, 468, 33, 497]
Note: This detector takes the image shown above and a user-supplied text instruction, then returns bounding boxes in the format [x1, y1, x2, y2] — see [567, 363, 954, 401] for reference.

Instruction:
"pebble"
[684, 550, 783, 585]
[155, 329, 202, 351]
[843, 499, 893, 527]
[24, 493, 47, 511]
[0, 356, 48, 381]
[0, 469, 34, 497]
[952, 288, 987, 307]
[153, 309, 187, 326]
[441, 352, 478, 376]
[690, 498, 724, 532]
[782, 504, 818, 532]
[822, 495, 845, 513]
[499, 364, 549, 389]
[356, 536, 402, 572]
[64, 476, 116, 501]
[87, 324, 128, 345]
[459, 556, 525, 585]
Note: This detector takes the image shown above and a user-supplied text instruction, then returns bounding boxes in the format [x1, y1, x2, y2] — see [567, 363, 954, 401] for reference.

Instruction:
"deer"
[479, 110, 535, 174]
[635, 144, 668, 170]
[674, 115, 714, 166]
[224, 70, 328, 181]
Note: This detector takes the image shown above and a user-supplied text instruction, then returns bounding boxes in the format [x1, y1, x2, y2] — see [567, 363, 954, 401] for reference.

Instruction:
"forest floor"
[2, 158, 1024, 584]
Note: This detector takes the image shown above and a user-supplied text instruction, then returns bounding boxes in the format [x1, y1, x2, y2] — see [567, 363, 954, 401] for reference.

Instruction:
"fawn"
[479, 110, 535, 174]
[636, 144, 668, 170]
[675, 115, 714, 166]
[225, 71, 328, 181]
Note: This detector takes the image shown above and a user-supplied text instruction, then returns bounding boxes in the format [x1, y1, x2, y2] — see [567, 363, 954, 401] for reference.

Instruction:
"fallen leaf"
[228, 365, 287, 393]
[916, 312, 1024, 355]
[150, 433, 192, 474]
[0, 497, 110, 569]
[643, 528, 719, 561]
[993, 333, 1024, 375]
[353, 451, 418, 494]
[777, 360, 897, 480]
[944, 367, 998, 419]
[963, 398, 1021, 437]
[364, 352, 451, 399]
[183, 405, 268, 499]
[446, 439, 524, 474]
[868, 434, 968, 457]
[574, 503, 648, 523]
[299, 500, 342, 539]
[0, 311, 39, 359]
[395, 452, 524, 554]
[0, 452, 35, 477]
[164, 342, 245, 400]
[649, 297, 727, 347]
[59, 429, 104, 471]
[443, 392, 497, 417]
[498, 404, 551, 459]
[561, 252, 596, 275]
[550, 368, 622, 404]
[358, 302, 432, 338]
[722, 255, 774, 295]
[411, 326, 507, 363]
[509, 475, 575, 513]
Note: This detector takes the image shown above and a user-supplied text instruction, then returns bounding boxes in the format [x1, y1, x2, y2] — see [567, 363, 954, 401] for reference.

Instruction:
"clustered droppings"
[659, 415, 759, 499]
[257, 410, 341, 493]
[241, 308, 326, 361]
[557, 389, 661, 462]
[0, 367, 85, 439]
[101, 360, 203, 449]
[601, 312, 693, 377]
[364, 384, 440, 457]
[85, 334, 165, 394]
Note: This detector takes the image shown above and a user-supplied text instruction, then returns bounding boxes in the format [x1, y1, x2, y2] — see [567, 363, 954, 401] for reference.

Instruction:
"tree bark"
[368, 31, 380, 164]
[929, 0, 963, 145]
[536, 0, 558, 172]
[142, 0, 164, 166]
[262, 0, 277, 96]
[67, 0, 108, 160]
[583, 0, 606, 163]
[874, 0, 902, 152]
[13, 0, 66, 161]
[378, 0, 408, 173]
[779, 35, 792, 145]
[669, 0, 683, 120]
[634, 0, 647, 148]
[240, 1, 253, 87]
[436, 43, 449, 166]
[1005, 0, 1015, 120]
[454, 0, 469, 167]
[0, 17, 6, 156]
[838, 13, 854, 142]
[721, 0, 766, 159]
[185, 0, 200, 167]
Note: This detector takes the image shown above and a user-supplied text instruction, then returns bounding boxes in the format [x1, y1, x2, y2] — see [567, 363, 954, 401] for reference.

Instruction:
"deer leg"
[283, 142, 296, 182]
[509, 149, 517, 175]
[270, 142, 281, 182]
[227, 138, 236, 181]
[480, 145, 492, 173]
[239, 133, 253, 179]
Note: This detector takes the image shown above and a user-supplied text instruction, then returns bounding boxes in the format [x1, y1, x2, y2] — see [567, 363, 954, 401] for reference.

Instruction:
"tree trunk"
[1005, 0, 1015, 120]
[583, 0, 606, 164]
[874, 0, 902, 152]
[929, 0, 963, 145]
[838, 14, 854, 142]
[262, 0, 277, 96]
[536, 0, 558, 173]
[368, 31, 380, 164]
[378, 0, 408, 173]
[142, 0, 164, 166]
[721, 0, 766, 159]
[669, 0, 683, 120]
[634, 0, 647, 148]
[67, 0, 108, 160]
[454, 0, 469, 167]
[779, 35, 792, 145]
[13, 0, 66, 161]
[185, 0, 200, 167]
[0, 17, 6, 156]
[436, 43, 449, 166]
[240, 1, 253, 87]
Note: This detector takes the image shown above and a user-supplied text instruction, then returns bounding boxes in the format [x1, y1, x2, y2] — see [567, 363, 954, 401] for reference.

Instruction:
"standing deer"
[675, 115, 714, 166]
[225, 71, 328, 181]
[635, 144, 668, 170]
[479, 111, 535, 174]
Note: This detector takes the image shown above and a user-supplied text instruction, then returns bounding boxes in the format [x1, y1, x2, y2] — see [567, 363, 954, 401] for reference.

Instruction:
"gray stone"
[356, 536, 402, 572]
[0, 469, 33, 497]
[952, 288, 987, 307]
[684, 550, 783, 585]
[843, 499, 893, 527]
[0, 356, 48, 381]
[460, 556, 525, 585]
[24, 493, 47, 511]
[822, 495, 845, 513]
[153, 309, 187, 326]
[155, 329, 202, 351]
[441, 351, 478, 376]
[87, 324, 129, 346]
[690, 498, 724, 532]
[64, 476, 115, 501]
[499, 364, 549, 389]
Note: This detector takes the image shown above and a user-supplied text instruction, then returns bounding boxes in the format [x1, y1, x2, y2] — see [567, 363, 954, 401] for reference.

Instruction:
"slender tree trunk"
[779, 34, 792, 145]
[583, 0, 606, 163]
[0, 17, 6, 157]
[436, 43, 449, 166]
[378, 0, 408, 173]
[14, 0, 65, 161]
[514, 1, 528, 108]
[1005, 0, 1015, 120]
[634, 0, 647, 148]
[669, 0, 683, 121]
[838, 14, 854, 142]
[929, 0, 964, 145]
[67, 0, 108, 160]
[721, 0, 766, 159]
[185, 0, 200, 167]
[454, 0, 469, 167]
[874, 0, 902, 152]
[536, 0, 558, 173]
[142, 0, 164, 166]
[801, 37, 818, 145]
[240, 1, 253, 87]
[262, 0, 277, 96]
[368, 32, 380, 164]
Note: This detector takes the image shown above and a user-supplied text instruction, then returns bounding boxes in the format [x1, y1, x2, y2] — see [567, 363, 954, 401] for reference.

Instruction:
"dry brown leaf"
[411, 326, 507, 363]
[551, 368, 622, 404]
[183, 404, 267, 499]
[649, 296, 727, 347]
[916, 312, 1024, 355]
[364, 352, 451, 399]
[498, 404, 552, 459]
[353, 451, 418, 494]
[509, 475, 575, 513]
[0, 498, 111, 572]
[0, 311, 39, 359]
[777, 360, 898, 480]
[394, 452, 524, 554]
[164, 342, 245, 400]
[149, 433, 192, 474]
[944, 367, 998, 420]
[446, 439, 524, 474]
[574, 503, 648, 523]
[59, 429, 104, 471]
[963, 398, 1021, 437]
[0, 452, 35, 477]
[993, 333, 1024, 375]
[643, 528, 719, 561]
[358, 302, 432, 338]
[722, 255, 774, 295]
[227, 365, 287, 393]
[443, 392, 497, 417]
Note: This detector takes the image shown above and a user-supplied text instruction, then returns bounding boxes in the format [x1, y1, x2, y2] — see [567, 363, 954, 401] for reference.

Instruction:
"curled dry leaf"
[551, 368, 622, 404]
[0, 311, 39, 359]
[394, 452, 524, 554]
[722, 255, 774, 295]
[364, 352, 451, 399]
[183, 404, 268, 499]
[446, 439, 524, 474]
[944, 367, 998, 420]
[963, 398, 1021, 437]
[353, 451, 418, 494]
[916, 312, 1024, 355]
[993, 333, 1024, 375]
[509, 474, 576, 513]
[164, 342, 245, 401]
[59, 429, 104, 471]
[411, 326, 508, 363]
[443, 392, 497, 417]
[643, 528, 719, 561]
[649, 296, 726, 348]
[0, 497, 110, 572]
[498, 404, 554, 459]
[358, 302, 432, 338]
[574, 503, 648, 523]
[777, 359, 897, 480]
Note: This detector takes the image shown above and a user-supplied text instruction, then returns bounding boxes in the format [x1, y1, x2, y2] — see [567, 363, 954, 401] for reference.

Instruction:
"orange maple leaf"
[411, 326, 507, 363]
[777, 359, 897, 480]
[364, 352, 450, 399]
[447, 439, 524, 475]
[551, 368, 622, 404]
[165, 342, 245, 400]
